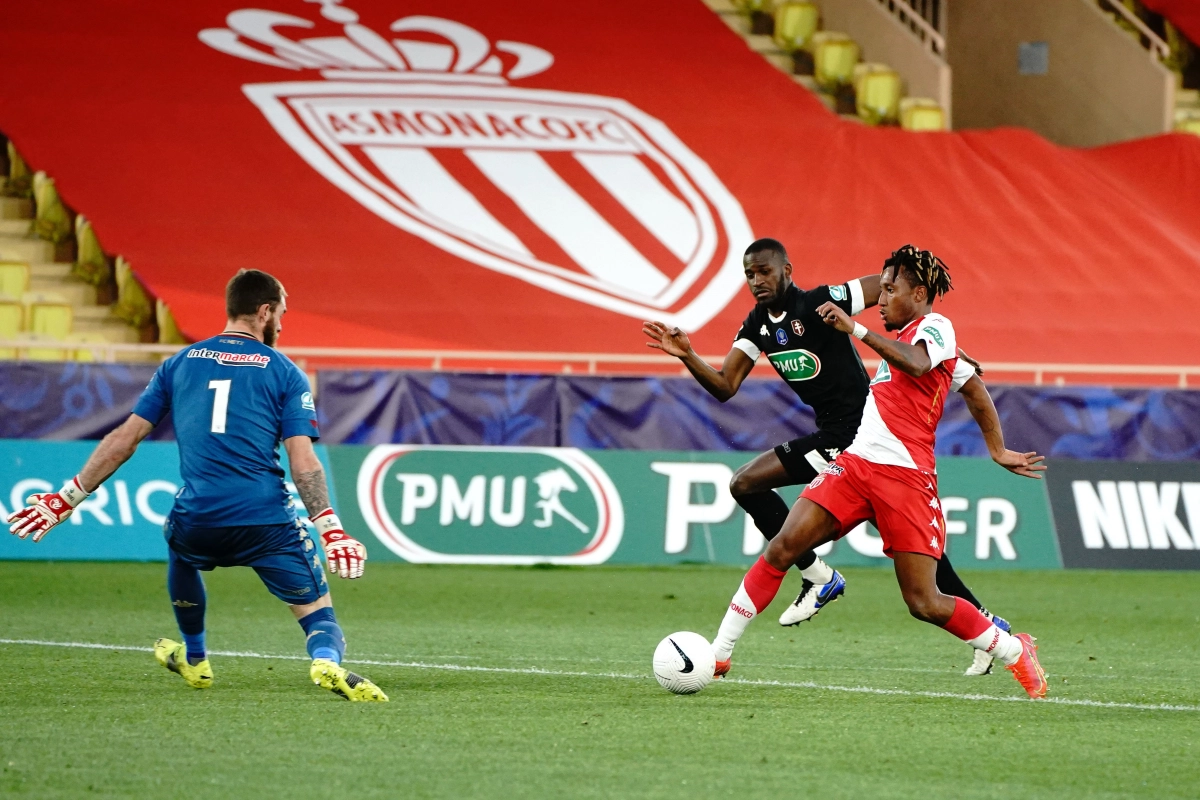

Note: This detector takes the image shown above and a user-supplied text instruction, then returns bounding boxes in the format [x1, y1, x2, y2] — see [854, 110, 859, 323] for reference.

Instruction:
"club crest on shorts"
[200, 1, 752, 329]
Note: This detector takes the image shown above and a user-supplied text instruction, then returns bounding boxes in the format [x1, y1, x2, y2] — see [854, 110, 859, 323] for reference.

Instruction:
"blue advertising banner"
[0, 362, 171, 441]
[316, 370, 1200, 461]
[0, 439, 179, 561]
[0, 440, 335, 561]
[6, 363, 1200, 462]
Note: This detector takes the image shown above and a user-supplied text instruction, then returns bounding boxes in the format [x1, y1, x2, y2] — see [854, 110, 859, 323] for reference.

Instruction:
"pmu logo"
[201, 1, 751, 328]
[355, 445, 624, 564]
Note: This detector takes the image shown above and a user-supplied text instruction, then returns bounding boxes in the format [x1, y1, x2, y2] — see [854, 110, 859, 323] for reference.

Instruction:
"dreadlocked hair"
[881, 244, 952, 298]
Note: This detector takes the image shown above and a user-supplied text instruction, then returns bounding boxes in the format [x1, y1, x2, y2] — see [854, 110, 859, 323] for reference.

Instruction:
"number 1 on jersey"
[208, 379, 231, 434]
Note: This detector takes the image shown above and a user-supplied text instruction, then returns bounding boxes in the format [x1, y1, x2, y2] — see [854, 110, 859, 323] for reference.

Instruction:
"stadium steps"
[0, 143, 157, 360]
[702, 0, 946, 128]
[0, 196, 32, 219]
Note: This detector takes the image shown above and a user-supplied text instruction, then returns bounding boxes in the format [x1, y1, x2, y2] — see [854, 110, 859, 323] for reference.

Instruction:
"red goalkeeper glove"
[7, 477, 90, 542]
[311, 508, 366, 579]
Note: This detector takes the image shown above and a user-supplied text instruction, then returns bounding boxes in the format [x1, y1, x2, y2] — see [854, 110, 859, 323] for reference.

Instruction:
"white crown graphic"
[199, 0, 553, 83]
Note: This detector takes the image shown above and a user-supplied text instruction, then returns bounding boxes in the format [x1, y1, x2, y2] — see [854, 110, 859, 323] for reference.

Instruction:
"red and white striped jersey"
[845, 313, 975, 472]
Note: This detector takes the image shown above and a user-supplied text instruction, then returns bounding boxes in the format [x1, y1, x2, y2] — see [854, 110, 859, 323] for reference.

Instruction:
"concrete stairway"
[0, 195, 142, 347]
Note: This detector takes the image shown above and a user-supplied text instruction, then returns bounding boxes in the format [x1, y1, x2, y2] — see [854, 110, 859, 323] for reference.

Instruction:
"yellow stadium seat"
[17, 333, 71, 362]
[1179, 116, 1200, 137]
[74, 216, 111, 286]
[68, 332, 112, 362]
[156, 299, 187, 345]
[854, 63, 902, 125]
[773, 2, 819, 51]
[3, 141, 32, 198]
[114, 256, 154, 328]
[0, 299, 22, 359]
[811, 32, 859, 90]
[0, 261, 30, 298]
[900, 97, 947, 131]
[23, 291, 73, 339]
[32, 171, 72, 244]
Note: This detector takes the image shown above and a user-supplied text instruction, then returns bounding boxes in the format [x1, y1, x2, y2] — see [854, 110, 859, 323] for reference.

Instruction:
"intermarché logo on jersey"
[767, 349, 821, 381]
[187, 348, 271, 368]
[200, 2, 752, 329]
[356, 445, 624, 565]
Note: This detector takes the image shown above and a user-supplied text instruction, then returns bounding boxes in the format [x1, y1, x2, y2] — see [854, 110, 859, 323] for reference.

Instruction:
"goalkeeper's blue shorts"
[165, 517, 328, 604]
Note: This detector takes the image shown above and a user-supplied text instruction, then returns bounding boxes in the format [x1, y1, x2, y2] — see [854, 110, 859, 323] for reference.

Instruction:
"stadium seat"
[854, 63, 902, 125]
[3, 141, 32, 198]
[32, 171, 72, 243]
[23, 291, 72, 339]
[899, 97, 947, 131]
[113, 256, 153, 328]
[68, 331, 112, 362]
[73, 216, 111, 286]
[0, 260, 30, 298]
[1175, 101, 1200, 136]
[772, 2, 819, 52]
[810, 32, 859, 91]
[16, 332, 71, 361]
[0, 297, 21, 359]
[156, 298, 187, 344]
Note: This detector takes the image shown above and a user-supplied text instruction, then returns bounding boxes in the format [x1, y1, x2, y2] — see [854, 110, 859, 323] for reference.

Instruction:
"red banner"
[2, 0, 1198, 365]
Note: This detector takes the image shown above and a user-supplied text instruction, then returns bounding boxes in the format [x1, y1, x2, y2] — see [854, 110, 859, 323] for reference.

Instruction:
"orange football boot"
[714, 658, 731, 679]
[1005, 633, 1048, 699]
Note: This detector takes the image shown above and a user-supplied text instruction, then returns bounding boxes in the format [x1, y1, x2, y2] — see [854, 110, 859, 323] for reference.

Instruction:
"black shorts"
[773, 430, 857, 485]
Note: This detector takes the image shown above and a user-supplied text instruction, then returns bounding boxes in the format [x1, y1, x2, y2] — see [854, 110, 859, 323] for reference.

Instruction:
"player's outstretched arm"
[284, 435, 367, 579]
[814, 302, 933, 377]
[958, 375, 1046, 479]
[7, 414, 154, 542]
[641, 320, 754, 402]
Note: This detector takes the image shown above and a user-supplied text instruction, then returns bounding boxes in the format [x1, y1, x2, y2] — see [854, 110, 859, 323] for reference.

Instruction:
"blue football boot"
[778, 570, 846, 626]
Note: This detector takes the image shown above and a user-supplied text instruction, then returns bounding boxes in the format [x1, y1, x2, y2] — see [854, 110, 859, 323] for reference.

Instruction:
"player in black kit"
[643, 238, 1010, 676]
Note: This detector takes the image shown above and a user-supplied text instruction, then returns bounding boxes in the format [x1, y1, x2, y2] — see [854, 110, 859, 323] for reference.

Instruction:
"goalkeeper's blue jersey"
[132, 332, 319, 528]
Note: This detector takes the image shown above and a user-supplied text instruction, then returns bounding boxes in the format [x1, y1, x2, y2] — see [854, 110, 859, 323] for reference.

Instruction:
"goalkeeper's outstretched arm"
[78, 414, 156, 491]
[7, 414, 154, 541]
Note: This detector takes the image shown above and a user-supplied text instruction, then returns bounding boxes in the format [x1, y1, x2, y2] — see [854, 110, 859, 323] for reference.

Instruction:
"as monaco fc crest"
[200, 1, 751, 328]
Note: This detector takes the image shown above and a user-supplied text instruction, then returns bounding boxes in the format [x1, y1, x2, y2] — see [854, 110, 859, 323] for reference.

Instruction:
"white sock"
[967, 625, 1022, 666]
[713, 582, 757, 661]
[799, 556, 834, 585]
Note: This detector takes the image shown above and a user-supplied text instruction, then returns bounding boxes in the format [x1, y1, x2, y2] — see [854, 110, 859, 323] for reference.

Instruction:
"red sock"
[941, 597, 992, 641]
[743, 556, 788, 612]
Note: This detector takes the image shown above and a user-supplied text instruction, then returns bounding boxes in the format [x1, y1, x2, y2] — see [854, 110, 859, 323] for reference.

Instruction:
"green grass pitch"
[1, 562, 1197, 799]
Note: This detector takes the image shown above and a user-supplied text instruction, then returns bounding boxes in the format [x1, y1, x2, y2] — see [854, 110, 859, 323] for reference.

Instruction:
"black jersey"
[733, 281, 870, 434]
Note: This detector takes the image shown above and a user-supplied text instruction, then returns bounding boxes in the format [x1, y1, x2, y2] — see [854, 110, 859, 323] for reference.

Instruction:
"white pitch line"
[2, 638, 1196, 713]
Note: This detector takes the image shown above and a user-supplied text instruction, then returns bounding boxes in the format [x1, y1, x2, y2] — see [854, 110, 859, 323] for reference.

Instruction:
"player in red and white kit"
[709, 245, 1049, 699]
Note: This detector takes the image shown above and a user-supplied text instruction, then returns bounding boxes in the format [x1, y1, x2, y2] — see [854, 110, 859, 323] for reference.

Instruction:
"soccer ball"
[652, 631, 716, 694]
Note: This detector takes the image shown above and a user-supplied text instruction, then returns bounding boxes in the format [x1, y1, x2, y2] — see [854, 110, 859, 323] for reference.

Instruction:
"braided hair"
[881, 244, 952, 299]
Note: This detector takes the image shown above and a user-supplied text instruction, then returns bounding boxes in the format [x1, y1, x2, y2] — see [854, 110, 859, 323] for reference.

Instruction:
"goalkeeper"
[7, 269, 387, 702]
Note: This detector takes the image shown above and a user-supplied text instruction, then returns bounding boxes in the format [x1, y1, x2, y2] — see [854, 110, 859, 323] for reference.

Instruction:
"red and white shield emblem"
[202, 4, 752, 328]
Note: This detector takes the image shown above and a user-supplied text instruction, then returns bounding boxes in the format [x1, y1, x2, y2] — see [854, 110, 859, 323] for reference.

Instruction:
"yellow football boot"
[154, 638, 214, 689]
[310, 658, 388, 702]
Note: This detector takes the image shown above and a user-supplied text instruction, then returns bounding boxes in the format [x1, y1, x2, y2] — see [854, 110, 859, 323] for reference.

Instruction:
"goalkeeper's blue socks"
[298, 607, 346, 664]
[167, 552, 207, 665]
